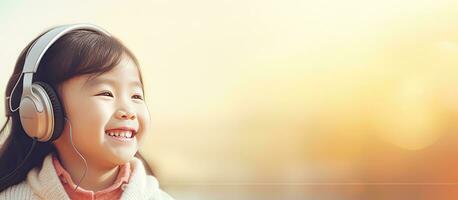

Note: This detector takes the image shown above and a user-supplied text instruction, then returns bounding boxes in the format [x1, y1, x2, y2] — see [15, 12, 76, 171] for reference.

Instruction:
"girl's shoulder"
[123, 158, 175, 199]
[144, 175, 176, 200]
[1, 154, 70, 200]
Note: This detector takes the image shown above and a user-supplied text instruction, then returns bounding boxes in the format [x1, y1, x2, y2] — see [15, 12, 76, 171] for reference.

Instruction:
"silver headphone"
[6, 23, 111, 142]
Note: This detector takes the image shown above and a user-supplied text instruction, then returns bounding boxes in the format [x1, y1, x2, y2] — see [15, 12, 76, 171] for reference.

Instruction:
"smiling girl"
[0, 24, 174, 199]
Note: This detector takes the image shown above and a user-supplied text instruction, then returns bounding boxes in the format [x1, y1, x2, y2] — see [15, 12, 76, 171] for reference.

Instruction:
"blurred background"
[2, 0, 458, 199]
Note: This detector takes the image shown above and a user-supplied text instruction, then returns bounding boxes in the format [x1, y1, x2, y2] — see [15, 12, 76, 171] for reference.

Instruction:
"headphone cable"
[65, 117, 88, 192]
[7, 73, 23, 114]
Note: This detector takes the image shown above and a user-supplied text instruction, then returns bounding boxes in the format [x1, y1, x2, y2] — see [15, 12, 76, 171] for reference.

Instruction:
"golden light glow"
[372, 75, 444, 150]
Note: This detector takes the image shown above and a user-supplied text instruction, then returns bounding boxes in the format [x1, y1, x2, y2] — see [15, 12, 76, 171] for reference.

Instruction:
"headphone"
[5, 23, 111, 142]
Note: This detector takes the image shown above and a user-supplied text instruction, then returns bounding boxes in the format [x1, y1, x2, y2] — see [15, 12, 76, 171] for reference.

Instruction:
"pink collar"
[51, 154, 131, 200]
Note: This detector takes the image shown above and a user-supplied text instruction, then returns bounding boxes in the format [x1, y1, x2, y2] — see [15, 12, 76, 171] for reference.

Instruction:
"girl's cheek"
[74, 99, 112, 131]
[137, 106, 151, 140]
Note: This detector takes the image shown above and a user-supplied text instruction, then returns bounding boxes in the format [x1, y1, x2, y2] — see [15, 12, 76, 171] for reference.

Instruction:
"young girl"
[0, 24, 174, 199]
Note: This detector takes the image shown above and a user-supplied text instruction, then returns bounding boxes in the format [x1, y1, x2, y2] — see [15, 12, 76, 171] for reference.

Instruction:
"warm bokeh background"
[2, 0, 458, 199]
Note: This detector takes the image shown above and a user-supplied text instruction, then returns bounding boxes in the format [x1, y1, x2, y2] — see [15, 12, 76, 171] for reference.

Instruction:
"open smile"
[105, 127, 137, 142]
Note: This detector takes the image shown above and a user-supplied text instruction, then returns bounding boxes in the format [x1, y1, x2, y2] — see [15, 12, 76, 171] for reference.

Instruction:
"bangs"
[69, 30, 125, 77]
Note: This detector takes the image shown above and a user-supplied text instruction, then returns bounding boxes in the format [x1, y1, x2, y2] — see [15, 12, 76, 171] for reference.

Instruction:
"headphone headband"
[23, 23, 111, 73]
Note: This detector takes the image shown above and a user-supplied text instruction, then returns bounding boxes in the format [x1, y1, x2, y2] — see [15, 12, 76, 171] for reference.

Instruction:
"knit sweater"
[0, 154, 175, 200]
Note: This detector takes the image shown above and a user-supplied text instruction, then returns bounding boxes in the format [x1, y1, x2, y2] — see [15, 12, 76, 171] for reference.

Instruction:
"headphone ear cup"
[32, 82, 65, 142]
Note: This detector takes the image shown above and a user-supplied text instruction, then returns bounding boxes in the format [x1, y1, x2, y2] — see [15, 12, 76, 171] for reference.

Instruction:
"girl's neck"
[54, 152, 120, 192]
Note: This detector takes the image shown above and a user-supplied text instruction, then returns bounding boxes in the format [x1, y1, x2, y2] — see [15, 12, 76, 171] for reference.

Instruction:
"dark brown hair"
[0, 26, 154, 192]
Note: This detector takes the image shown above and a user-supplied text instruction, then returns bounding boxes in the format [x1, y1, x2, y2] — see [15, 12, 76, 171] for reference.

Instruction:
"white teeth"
[106, 130, 134, 138]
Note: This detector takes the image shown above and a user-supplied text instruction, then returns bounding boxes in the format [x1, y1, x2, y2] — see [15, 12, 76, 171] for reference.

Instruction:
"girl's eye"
[97, 91, 114, 97]
[132, 94, 144, 100]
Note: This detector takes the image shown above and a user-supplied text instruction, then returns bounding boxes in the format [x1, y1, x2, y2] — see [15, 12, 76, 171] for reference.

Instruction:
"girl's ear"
[54, 84, 68, 118]
[55, 85, 63, 97]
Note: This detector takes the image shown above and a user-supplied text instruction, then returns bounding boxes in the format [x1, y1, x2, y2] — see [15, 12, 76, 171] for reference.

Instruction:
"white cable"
[8, 73, 24, 113]
[65, 117, 88, 192]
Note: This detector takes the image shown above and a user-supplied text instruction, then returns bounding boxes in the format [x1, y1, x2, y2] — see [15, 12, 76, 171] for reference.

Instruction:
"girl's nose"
[115, 109, 136, 120]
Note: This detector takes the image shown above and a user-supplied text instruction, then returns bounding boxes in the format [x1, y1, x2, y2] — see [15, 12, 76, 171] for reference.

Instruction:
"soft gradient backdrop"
[2, 0, 458, 199]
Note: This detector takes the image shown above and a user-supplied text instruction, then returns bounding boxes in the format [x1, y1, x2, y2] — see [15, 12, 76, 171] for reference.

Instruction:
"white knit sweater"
[0, 154, 175, 200]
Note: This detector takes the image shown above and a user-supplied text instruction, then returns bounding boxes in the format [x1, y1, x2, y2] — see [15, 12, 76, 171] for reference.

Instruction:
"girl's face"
[54, 56, 150, 167]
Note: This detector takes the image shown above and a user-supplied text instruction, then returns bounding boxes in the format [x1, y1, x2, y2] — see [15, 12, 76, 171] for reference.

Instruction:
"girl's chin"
[99, 137, 138, 165]
[104, 147, 138, 164]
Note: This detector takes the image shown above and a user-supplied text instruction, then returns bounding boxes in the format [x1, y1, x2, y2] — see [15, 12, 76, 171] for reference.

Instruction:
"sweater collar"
[51, 154, 130, 198]
[26, 153, 163, 200]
